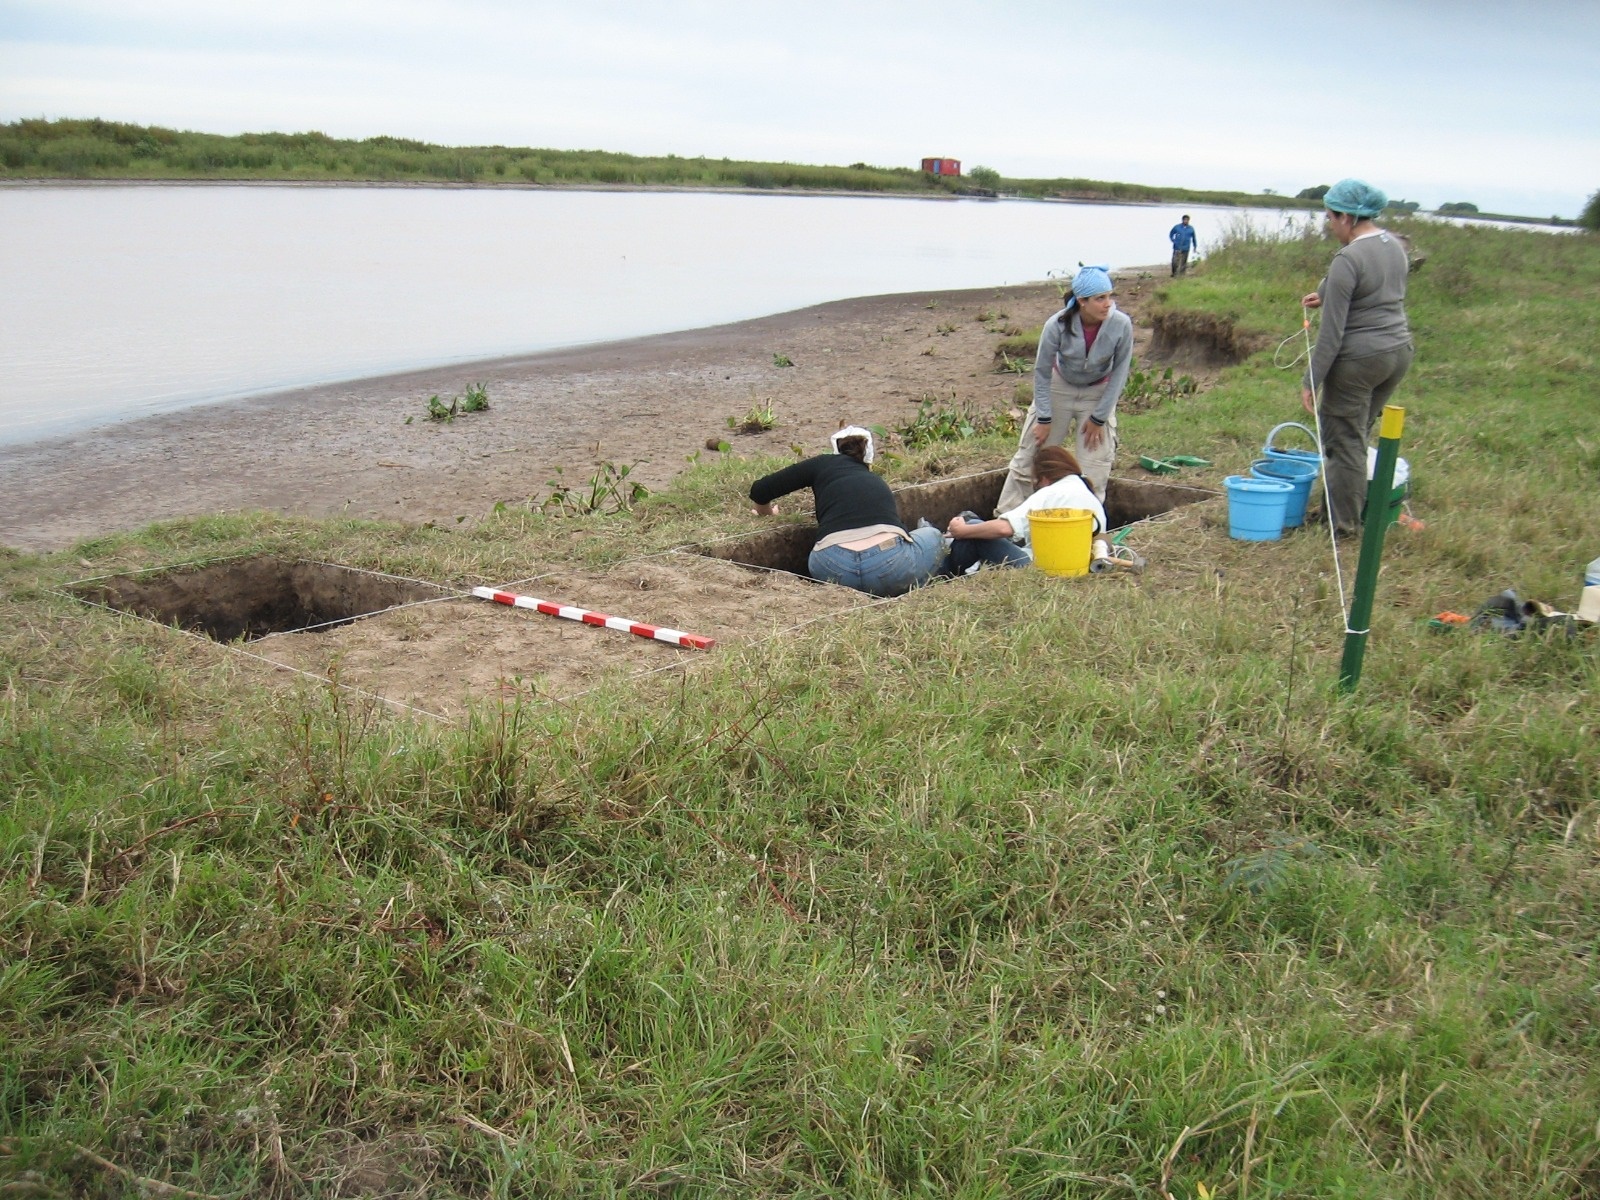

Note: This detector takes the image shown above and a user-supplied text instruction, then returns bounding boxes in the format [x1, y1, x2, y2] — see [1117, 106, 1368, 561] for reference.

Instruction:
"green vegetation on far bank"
[3, 220, 1599, 1197]
[1437, 205, 1580, 228]
[1581, 188, 1600, 232]
[1, 116, 1325, 211]
[4, 120, 1584, 224]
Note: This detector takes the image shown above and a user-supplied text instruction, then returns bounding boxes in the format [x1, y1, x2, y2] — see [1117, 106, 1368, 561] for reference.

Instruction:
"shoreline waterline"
[3, 179, 1213, 448]
[4, 178, 1575, 228]
[1, 280, 1098, 551]
[12, 283, 1047, 451]
[8, 268, 1176, 454]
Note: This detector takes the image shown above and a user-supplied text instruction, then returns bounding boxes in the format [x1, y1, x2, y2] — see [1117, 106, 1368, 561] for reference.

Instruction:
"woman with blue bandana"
[1301, 178, 1414, 537]
[995, 264, 1133, 512]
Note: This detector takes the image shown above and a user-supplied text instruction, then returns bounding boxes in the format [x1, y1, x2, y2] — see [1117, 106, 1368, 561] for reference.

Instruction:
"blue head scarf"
[1323, 178, 1387, 219]
[1071, 264, 1113, 300]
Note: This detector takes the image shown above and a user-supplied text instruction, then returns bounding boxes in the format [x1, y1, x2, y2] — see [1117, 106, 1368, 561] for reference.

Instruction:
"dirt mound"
[1147, 309, 1266, 367]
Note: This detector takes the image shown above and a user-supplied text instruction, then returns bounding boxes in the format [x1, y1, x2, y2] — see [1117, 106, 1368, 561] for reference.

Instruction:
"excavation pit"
[1147, 310, 1267, 368]
[71, 557, 446, 642]
[693, 469, 1216, 575]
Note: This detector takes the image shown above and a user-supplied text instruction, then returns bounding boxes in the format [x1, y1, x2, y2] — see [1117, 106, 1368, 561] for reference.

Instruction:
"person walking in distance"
[1169, 214, 1198, 276]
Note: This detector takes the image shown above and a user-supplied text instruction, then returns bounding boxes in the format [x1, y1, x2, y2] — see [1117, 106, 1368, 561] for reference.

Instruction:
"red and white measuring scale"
[471, 586, 715, 650]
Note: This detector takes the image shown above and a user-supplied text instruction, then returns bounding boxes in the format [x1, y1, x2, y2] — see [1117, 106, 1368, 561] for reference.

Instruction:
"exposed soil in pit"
[697, 469, 1216, 574]
[1146, 309, 1269, 368]
[250, 555, 878, 715]
[70, 479, 1220, 719]
[71, 558, 444, 642]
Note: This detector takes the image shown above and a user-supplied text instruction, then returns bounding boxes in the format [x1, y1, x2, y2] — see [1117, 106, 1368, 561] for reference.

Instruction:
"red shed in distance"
[921, 157, 961, 177]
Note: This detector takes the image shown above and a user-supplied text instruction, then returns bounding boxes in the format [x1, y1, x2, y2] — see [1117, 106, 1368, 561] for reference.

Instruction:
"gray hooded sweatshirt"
[1304, 231, 1412, 389]
[1032, 300, 1134, 424]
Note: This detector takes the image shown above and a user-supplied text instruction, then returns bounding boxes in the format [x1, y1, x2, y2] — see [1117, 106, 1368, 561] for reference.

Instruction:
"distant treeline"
[1449, 210, 1579, 228]
[0, 117, 1314, 210]
[1001, 176, 1314, 209]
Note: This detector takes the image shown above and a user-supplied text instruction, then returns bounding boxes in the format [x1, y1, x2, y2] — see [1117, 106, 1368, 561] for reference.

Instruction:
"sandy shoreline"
[0, 276, 1167, 553]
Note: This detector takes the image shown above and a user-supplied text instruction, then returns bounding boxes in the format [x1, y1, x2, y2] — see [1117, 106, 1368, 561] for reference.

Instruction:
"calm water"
[0, 185, 1270, 447]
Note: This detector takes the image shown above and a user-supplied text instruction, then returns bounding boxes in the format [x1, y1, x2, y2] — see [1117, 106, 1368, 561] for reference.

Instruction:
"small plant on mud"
[771, 352, 793, 368]
[727, 401, 777, 434]
[536, 461, 649, 515]
[898, 395, 1016, 448]
[996, 350, 1031, 374]
[423, 382, 490, 421]
[1122, 365, 1197, 410]
[935, 322, 957, 335]
[460, 382, 490, 412]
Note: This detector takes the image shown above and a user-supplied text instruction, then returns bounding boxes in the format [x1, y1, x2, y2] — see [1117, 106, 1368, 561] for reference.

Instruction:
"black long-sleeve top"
[748, 455, 904, 541]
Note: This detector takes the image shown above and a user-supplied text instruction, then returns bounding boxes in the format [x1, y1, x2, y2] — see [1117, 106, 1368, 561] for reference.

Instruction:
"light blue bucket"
[1225, 475, 1293, 541]
[1249, 457, 1316, 528]
[1262, 422, 1322, 472]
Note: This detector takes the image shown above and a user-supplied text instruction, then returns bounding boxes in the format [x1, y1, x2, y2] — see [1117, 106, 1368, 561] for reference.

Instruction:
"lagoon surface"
[0, 185, 1283, 447]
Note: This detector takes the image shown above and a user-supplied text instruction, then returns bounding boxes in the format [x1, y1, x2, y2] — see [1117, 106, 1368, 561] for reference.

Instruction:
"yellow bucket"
[1029, 507, 1094, 577]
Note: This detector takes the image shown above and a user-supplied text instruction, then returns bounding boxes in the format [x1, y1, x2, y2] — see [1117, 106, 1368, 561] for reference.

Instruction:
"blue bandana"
[1071, 265, 1113, 299]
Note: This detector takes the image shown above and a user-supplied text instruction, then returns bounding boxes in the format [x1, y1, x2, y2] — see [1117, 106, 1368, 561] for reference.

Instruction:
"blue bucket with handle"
[1262, 422, 1322, 472]
[1249, 457, 1316, 528]
[1225, 475, 1293, 541]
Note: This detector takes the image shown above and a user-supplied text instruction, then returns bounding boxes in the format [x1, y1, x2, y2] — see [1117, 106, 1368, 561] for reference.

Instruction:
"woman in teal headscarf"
[1300, 178, 1414, 537]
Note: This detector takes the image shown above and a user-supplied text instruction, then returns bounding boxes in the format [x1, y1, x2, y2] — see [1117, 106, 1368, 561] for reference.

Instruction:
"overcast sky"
[3, 0, 1596, 216]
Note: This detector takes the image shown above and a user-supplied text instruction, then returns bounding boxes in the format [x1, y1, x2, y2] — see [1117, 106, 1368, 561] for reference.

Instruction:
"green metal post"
[1338, 405, 1405, 692]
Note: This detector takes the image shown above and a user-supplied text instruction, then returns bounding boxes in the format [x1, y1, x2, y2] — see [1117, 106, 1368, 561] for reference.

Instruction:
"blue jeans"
[809, 528, 945, 596]
[946, 523, 1031, 575]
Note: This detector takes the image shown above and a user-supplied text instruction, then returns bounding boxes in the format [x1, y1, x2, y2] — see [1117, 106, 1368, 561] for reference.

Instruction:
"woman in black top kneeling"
[749, 426, 944, 597]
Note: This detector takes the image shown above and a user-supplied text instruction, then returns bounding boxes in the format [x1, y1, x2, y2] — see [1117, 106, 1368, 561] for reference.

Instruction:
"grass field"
[2, 220, 1598, 1198]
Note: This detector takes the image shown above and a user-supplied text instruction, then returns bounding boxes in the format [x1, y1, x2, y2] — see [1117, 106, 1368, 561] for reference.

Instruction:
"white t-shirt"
[1001, 475, 1107, 551]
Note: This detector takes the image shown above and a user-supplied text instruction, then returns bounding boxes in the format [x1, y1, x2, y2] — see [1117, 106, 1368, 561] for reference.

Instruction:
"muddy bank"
[0, 271, 1205, 553]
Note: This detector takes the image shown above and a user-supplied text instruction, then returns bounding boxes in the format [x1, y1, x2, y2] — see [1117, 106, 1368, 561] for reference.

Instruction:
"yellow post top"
[1379, 405, 1405, 440]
